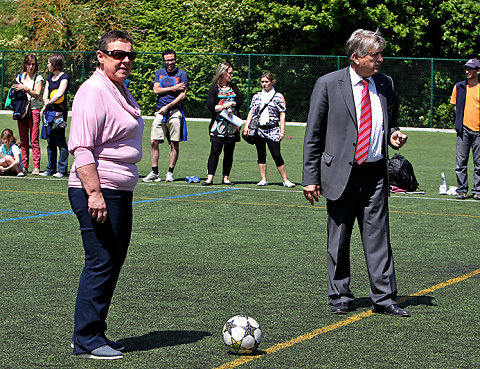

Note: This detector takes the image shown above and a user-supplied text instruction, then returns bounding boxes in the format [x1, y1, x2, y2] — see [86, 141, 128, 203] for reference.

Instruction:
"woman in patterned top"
[204, 62, 244, 186]
[243, 72, 295, 187]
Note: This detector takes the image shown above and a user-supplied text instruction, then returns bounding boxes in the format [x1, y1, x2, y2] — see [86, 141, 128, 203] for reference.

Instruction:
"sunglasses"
[101, 49, 137, 61]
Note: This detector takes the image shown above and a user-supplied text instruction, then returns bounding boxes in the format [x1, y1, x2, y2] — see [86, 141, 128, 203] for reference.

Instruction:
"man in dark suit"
[302, 29, 410, 317]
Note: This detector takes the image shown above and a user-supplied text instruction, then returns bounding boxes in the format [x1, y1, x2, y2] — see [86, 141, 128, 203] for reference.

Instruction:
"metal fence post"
[81, 51, 86, 82]
[1, 51, 5, 107]
[247, 54, 251, 109]
[430, 58, 434, 128]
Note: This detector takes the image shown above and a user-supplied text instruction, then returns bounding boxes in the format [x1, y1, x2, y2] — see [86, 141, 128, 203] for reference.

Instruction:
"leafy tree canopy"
[1, 0, 478, 57]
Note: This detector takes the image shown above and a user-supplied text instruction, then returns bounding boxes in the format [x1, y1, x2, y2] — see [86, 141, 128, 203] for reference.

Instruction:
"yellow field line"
[213, 268, 480, 369]
[160, 197, 324, 209]
[390, 210, 480, 218]
[0, 189, 68, 196]
[157, 197, 479, 218]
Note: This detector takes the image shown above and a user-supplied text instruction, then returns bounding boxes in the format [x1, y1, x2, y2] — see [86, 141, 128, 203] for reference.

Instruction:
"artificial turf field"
[1, 114, 479, 368]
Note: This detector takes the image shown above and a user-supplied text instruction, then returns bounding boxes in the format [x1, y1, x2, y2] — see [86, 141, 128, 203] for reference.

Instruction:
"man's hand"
[303, 184, 322, 205]
[158, 106, 169, 116]
[173, 82, 186, 91]
[390, 130, 408, 149]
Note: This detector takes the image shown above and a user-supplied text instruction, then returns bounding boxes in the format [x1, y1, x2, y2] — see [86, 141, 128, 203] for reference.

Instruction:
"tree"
[440, 0, 480, 57]
[17, 0, 138, 51]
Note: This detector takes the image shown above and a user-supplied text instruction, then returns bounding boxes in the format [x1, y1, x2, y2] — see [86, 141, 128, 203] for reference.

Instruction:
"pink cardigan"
[68, 69, 144, 191]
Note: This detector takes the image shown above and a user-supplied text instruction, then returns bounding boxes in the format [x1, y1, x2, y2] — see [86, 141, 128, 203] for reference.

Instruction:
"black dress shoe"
[331, 302, 350, 314]
[373, 304, 411, 317]
[202, 181, 213, 186]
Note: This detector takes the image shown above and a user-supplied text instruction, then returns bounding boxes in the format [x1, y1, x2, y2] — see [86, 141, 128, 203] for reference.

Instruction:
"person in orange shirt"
[450, 58, 480, 200]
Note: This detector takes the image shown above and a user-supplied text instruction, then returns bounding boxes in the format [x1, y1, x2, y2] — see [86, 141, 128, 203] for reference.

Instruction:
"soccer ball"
[222, 315, 262, 354]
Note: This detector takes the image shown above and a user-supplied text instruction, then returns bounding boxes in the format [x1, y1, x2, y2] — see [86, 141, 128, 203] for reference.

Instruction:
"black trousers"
[207, 141, 236, 176]
[255, 138, 284, 167]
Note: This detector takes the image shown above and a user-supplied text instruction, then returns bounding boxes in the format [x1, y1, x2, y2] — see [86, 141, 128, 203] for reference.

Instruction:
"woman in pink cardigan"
[67, 30, 144, 360]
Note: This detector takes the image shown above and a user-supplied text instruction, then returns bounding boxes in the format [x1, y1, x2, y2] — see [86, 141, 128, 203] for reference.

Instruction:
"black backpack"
[388, 153, 419, 191]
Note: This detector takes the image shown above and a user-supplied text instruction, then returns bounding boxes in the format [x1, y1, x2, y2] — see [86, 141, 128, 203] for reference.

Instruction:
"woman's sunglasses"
[101, 50, 137, 61]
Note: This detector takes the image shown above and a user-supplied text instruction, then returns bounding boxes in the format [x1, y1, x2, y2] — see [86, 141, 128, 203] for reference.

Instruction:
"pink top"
[68, 69, 144, 191]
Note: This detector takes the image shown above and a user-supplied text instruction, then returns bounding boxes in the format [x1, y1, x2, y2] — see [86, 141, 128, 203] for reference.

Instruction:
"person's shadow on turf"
[121, 330, 212, 352]
[350, 295, 437, 311]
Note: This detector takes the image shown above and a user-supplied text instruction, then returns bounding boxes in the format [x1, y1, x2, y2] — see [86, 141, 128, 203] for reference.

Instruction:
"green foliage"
[440, 0, 480, 57]
[1, 0, 479, 57]
[15, 0, 138, 51]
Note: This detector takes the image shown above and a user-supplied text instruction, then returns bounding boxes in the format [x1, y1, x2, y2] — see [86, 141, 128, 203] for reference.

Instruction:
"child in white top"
[0, 128, 24, 176]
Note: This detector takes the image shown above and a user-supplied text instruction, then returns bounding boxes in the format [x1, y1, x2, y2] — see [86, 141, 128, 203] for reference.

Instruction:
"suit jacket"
[302, 66, 399, 201]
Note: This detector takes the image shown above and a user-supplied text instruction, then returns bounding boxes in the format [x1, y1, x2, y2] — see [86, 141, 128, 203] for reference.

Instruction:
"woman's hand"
[279, 131, 285, 141]
[223, 101, 236, 109]
[12, 83, 28, 92]
[243, 127, 250, 135]
[87, 192, 108, 223]
[76, 163, 108, 223]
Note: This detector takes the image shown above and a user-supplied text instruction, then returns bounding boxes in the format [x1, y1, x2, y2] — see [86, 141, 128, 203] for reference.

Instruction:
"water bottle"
[439, 172, 447, 194]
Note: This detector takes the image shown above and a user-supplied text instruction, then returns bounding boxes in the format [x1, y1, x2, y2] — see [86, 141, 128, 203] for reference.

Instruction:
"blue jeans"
[68, 188, 133, 354]
[455, 127, 480, 194]
[46, 128, 69, 174]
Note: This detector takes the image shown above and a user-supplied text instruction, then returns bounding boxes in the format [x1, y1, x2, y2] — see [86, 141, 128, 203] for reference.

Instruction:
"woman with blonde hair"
[203, 62, 243, 185]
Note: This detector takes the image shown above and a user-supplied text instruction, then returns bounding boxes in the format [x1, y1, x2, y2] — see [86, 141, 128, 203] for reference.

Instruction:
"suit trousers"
[68, 187, 133, 354]
[326, 161, 397, 307]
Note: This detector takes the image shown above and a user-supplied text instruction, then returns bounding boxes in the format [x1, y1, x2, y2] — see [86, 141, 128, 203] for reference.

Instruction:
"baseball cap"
[463, 59, 480, 69]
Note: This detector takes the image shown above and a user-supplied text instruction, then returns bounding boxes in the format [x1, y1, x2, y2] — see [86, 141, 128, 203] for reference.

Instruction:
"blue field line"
[0, 210, 74, 222]
[0, 188, 239, 222]
[132, 187, 240, 204]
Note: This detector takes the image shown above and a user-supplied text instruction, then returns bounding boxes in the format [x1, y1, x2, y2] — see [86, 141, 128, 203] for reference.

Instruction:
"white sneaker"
[283, 180, 296, 188]
[39, 171, 51, 177]
[257, 179, 268, 186]
[142, 171, 160, 182]
[165, 172, 174, 182]
[53, 172, 64, 178]
[17, 171, 25, 177]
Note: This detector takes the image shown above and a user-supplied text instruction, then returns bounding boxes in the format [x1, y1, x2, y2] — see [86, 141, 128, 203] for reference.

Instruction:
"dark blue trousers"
[68, 188, 133, 354]
[46, 128, 69, 174]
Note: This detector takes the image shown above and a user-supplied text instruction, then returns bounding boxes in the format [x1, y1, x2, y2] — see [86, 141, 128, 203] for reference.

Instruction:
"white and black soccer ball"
[222, 315, 262, 354]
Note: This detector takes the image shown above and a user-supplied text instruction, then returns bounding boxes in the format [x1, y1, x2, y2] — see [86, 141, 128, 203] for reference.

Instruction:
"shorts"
[151, 109, 183, 142]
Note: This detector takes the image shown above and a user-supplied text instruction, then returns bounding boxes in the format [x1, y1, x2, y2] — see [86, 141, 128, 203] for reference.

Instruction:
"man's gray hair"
[346, 29, 386, 63]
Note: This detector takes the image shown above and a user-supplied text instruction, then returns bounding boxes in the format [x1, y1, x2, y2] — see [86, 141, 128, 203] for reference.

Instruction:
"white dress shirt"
[349, 66, 384, 162]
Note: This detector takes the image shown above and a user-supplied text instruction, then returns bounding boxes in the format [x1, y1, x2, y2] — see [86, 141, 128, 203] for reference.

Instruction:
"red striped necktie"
[355, 79, 372, 165]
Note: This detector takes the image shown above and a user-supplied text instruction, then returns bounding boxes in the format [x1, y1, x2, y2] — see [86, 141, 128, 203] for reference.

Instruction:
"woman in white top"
[12, 54, 44, 175]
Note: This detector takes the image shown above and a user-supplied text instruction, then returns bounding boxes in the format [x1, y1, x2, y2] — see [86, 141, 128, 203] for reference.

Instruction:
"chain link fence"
[0, 50, 467, 128]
